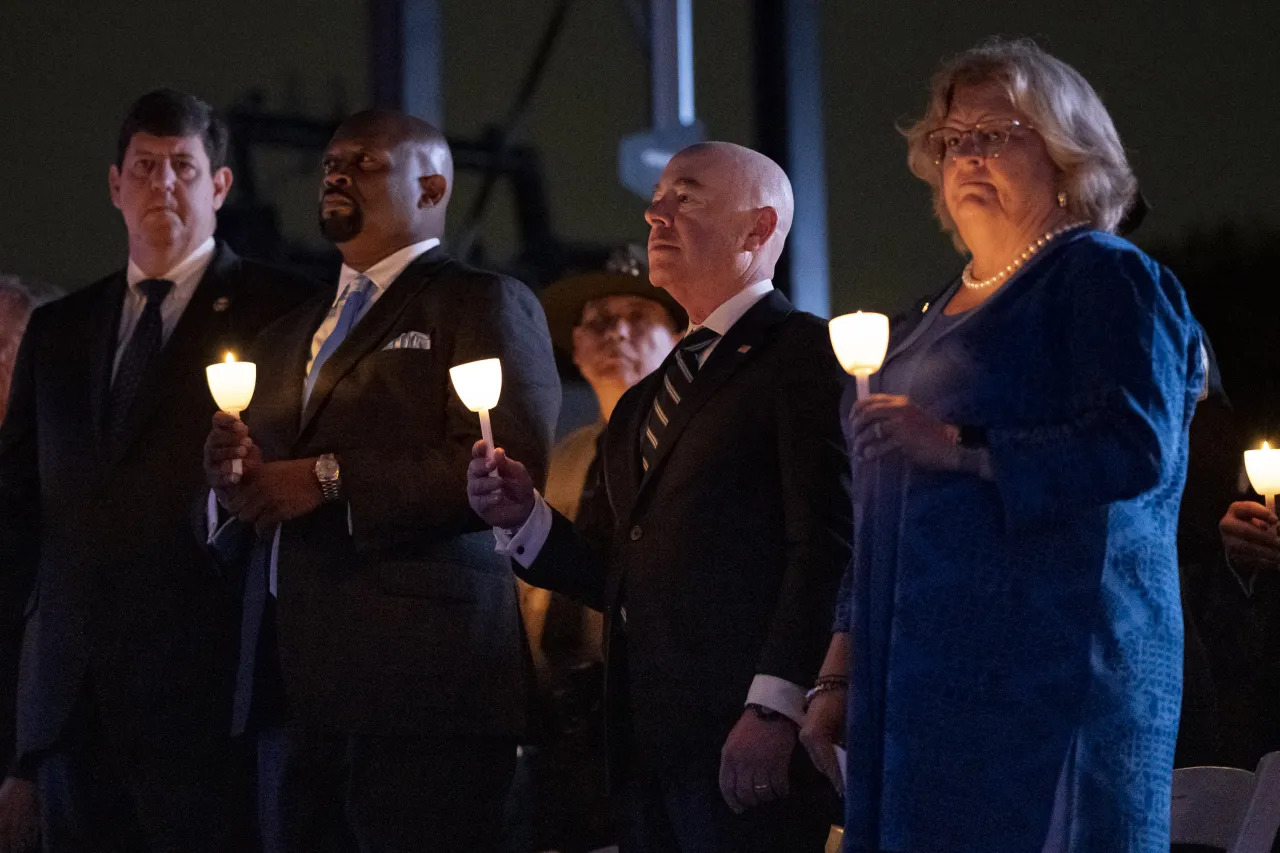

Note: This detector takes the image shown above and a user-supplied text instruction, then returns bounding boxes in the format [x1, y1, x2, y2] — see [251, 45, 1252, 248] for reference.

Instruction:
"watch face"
[316, 455, 339, 480]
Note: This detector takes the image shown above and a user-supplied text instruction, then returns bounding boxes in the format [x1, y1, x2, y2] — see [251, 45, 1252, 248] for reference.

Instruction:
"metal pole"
[618, 0, 704, 197]
[651, 0, 696, 130]
[370, 0, 445, 128]
[753, 0, 830, 317]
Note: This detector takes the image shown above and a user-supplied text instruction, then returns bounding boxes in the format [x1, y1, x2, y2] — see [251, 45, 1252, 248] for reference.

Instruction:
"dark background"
[0, 0, 1275, 315]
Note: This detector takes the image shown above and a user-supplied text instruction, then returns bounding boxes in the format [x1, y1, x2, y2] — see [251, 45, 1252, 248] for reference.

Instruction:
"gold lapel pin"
[212, 296, 231, 313]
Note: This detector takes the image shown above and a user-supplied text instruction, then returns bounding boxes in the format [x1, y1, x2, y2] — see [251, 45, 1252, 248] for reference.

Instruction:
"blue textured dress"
[834, 230, 1206, 852]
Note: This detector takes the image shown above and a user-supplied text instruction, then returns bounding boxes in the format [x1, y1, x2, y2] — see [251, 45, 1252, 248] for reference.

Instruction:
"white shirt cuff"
[492, 491, 552, 568]
[746, 674, 807, 726]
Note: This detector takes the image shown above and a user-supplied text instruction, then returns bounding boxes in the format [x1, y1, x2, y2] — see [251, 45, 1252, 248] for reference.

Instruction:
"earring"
[1057, 190, 1068, 209]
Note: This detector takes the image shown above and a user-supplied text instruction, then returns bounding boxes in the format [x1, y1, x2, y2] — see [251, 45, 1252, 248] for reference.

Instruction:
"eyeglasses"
[925, 119, 1036, 165]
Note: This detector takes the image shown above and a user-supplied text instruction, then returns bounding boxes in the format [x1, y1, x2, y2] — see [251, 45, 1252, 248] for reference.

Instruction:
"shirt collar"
[125, 236, 216, 300]
[686, 279, 774, 337]
[336, 237, 441, 301]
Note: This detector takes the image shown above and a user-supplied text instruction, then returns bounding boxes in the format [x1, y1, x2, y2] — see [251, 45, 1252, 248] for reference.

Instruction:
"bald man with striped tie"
[469, 142, 850, 853]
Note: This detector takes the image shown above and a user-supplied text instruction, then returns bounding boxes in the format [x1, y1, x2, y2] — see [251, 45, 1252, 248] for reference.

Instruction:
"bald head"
[681, 142, 794, 250]
[320, 109, 454, 269]
[334, 109, 454, 193]
[644, 141, 795, 323]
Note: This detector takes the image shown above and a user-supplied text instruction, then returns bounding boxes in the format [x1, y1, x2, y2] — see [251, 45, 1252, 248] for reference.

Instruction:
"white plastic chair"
[1171, 751, 1280, 853]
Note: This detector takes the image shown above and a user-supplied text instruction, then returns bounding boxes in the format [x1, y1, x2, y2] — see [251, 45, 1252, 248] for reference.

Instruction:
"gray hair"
[903, 38, 1138, 252]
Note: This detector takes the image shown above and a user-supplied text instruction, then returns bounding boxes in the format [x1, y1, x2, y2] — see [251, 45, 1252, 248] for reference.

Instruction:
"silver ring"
[753, 784, 770, 792]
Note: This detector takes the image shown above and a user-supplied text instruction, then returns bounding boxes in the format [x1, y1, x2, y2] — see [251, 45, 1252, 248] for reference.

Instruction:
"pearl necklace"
[961, 222, 1089, 290]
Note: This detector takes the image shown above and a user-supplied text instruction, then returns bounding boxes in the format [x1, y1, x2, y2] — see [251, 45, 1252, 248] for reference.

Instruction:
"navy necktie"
[107, 278, 172, 452]
[640, 327, 720, 474]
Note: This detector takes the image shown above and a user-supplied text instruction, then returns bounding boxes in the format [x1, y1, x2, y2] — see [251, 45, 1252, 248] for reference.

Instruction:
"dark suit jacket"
[0, 243, 314, 771]
[215, 247, 560, 740]
[515, 289, 851, 771]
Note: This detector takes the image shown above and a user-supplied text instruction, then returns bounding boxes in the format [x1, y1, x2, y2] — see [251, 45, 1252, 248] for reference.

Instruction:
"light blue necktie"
[302, 275, 373, 408]
[273, 275, 372, 596]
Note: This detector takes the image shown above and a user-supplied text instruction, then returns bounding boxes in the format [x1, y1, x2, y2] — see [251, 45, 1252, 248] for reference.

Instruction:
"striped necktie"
[303, 275, 373, 407]
[640, 327, 720, 474]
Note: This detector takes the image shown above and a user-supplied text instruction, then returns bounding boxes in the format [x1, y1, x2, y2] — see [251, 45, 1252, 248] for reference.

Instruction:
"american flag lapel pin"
[737, 344, 752, 354]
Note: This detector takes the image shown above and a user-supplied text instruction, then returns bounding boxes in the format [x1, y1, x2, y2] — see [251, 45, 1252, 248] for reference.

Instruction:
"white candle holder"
[450, 358, 503, 476]
[828, 311, 890, 398]
[206, 352, 257, 477]
[1245, 441, 1280, 514]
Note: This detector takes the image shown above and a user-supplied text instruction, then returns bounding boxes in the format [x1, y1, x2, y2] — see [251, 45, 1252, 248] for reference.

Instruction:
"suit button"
[629, 525, 643, 541]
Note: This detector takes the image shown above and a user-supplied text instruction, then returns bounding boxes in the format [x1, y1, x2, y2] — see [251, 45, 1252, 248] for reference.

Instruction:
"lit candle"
[206, 352, 257, 477]
[450, 358, 503, 475]
[1245, 441, 1280, 513]
[828, 311, 890, 398]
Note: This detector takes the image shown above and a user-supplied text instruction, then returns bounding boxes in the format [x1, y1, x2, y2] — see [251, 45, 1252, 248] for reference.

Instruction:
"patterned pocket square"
[384, 331, 432, 351]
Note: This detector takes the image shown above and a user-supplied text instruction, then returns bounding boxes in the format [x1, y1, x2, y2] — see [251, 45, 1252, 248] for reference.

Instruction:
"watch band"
[319, 476, 341, 503]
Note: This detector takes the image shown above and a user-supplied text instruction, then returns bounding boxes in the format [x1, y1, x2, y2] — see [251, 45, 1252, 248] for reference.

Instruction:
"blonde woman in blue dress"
[801, 39, 1205, 852]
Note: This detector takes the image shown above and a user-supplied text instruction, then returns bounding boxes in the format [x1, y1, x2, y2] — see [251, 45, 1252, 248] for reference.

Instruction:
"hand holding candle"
[450, 358, 503, 476]
[1245, 441, 1280, 514]
[206, 352, 257, 476]
[828, 311, 890, 398]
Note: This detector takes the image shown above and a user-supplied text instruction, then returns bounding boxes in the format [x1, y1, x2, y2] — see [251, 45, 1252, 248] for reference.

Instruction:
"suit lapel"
[296, 248, 449, 437]
[107, 244, 239, 464]
[88, 275, 128, 458]
[634, 289, 794, 499]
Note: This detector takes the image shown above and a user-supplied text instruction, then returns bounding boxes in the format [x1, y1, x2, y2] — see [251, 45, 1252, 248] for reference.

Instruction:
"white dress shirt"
[209, 237, 442, 596]
[493, 279, 807, 723]
[115, 236, 216, 380]
[305, 237, 441, 376]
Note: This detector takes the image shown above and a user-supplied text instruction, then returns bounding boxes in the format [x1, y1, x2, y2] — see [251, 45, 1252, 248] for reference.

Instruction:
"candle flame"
[224, 352, 235, 363]
[1263, 441, 1272, 450]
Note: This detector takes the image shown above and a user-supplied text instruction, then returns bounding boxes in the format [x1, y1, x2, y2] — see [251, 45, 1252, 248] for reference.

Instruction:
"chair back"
[1171, 752, 1280, 853]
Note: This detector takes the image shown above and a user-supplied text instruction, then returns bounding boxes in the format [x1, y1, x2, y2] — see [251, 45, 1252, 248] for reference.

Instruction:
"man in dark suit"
[202, 110, 560, 853]
[0, 89, 315, 852]
[468, 141, 849, 852]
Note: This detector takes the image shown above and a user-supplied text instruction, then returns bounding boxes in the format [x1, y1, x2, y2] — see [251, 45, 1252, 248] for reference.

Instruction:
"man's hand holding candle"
[203, 411, 261, 494]
[467, 441, 536, 530]
[1220, 500, 1280, 572]
[203, 413, 325, 535]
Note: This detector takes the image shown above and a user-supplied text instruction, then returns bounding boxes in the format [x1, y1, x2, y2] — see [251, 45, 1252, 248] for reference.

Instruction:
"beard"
[318, 199, 363, 243]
